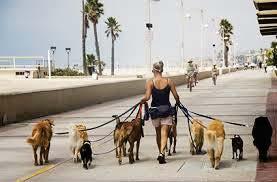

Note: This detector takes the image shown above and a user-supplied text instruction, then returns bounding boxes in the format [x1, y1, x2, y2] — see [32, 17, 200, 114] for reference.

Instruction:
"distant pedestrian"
[212, 64, 218, 85]
[263, 62, 267, 73]
[259, 61, 262, 69]
[141, 61, 180, 164]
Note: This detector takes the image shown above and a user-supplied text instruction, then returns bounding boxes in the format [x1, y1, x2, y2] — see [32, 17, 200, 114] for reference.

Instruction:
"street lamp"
[212, 44, 216, 65]
[50, 46, 56, 69]
[182, 9, 208, 69]
[65, 48, 71, 69]
[145, 0, 160, 73]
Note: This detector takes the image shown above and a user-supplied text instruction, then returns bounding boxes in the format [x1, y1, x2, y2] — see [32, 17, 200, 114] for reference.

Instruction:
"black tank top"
[151, 79, 171, 107]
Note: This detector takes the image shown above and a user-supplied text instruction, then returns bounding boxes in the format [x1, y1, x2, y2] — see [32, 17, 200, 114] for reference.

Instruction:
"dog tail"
[26, 131, 40, 144]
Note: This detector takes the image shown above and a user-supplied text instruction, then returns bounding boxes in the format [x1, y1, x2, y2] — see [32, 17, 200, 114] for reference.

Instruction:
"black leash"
[90, 129, 114, 142]
[177, 103, 198, 150]
[55, 102, 140, 135]
[188, 110, 249, 127]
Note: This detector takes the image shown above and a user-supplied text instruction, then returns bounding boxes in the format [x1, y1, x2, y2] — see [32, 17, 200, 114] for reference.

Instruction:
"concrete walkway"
[0, 69, 271, 182]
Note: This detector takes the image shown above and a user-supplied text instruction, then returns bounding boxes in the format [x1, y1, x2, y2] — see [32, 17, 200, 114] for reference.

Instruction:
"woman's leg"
[160, 125, 171, 155]
[155, 126, 161, 153]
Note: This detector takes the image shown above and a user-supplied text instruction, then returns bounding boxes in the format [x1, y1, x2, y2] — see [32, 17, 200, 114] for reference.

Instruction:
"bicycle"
[185, 74, 194, 92]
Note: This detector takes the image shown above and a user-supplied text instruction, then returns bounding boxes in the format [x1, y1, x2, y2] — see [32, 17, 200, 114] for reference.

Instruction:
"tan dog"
[116, 118, 143, 165]
[190, 119, 204, 155]
[206, 119, 225, 169]
[113, 115, 127, 158]
[26, 119, 54, 166]
[69, 124, 88, 162]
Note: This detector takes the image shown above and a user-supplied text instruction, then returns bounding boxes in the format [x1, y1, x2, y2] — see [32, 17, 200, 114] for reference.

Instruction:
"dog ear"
[47, 119, 55, 126]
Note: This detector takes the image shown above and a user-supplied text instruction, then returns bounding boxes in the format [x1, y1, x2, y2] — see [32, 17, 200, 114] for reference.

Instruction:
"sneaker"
[157, 153, 166, 164]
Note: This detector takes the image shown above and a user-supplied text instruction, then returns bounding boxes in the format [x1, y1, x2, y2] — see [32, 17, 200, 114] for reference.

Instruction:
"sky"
[0, 0, 275, 68]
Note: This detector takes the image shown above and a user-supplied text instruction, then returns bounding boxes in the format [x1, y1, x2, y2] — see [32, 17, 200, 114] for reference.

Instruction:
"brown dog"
[116, 117, 143, 165]
[206, 119, 225, 169]
[26, 119, 54, 166]
[190, 119, 204, 155]
[113, 115, 127, 158]
[168, 114, 177, 156]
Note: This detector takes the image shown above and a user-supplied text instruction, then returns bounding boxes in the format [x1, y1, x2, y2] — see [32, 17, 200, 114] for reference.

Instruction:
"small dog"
[26, 119, 54, 166]
[69, 124, 88, 163]
[113, 115, 127, 158]
[190, 119, 204, 155]
[206, 119, 225, 170]
[252, 116, 272, 162]
[231, 135, 243, 160]
[116, 117, 143, 165]
[80, 140, 92, 170]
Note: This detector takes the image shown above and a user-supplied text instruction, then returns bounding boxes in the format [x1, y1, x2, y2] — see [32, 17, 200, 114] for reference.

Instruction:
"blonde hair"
[152, 61, 164, 73]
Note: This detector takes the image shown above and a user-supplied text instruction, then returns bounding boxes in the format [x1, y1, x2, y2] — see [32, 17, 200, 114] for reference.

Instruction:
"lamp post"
[212, 44, 216, 65]
[65, 48, 71, 69]
[145, 0, 160, 73]
[50, 46, 56, 70]
[183, 9, 208, 70]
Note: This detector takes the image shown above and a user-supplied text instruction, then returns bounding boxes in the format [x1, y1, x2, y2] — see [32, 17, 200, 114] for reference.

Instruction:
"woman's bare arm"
[168, 79, 180, 104]
[140, 80, 153, 103]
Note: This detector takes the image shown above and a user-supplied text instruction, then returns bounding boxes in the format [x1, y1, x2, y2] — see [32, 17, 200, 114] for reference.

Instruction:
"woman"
[141, 61, 180, 164]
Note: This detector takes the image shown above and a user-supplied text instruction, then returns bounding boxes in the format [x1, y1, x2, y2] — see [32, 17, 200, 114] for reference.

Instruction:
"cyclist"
[186, 60, 195, 88]
[193, 63, 199, 85]
[212, 64, 218, 85]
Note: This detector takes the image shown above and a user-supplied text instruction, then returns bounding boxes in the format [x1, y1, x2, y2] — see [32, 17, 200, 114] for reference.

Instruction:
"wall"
[0, 69, 239, 125]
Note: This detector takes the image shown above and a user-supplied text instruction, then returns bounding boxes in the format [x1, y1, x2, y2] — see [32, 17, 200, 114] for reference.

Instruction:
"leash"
[177, 103, 198, 151]
[188, 110, 249, 127]
[89, 129, 114, 142]
[55, 102, 140, 135]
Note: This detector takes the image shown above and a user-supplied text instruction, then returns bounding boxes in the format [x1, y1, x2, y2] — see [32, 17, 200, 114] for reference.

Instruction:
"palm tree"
[82, 0, 89, 75]
[105, 17, 121, 76]
[85, 0, 104, 75]
[219, 19, 233, 67]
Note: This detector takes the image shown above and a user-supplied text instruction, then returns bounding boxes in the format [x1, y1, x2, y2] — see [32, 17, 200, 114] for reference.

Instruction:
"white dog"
[69, 124, 88, 162]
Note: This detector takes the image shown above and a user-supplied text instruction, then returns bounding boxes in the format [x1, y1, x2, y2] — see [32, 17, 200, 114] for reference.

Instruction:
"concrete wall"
[222, 68, 230, 74]
[0, 69, 240, 125]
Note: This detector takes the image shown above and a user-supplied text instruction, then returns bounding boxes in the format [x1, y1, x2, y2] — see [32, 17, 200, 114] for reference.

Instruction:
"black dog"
[252, 116, 272, 162]
[231, 135, 243, 160]
[80, 141, 92, 169]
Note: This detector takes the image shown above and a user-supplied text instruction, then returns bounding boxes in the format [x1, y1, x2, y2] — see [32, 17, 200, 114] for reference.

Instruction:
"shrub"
[52, 68, 85, 76]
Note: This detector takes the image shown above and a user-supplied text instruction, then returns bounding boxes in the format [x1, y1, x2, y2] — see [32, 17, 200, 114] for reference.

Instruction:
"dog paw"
[118, 160, 122, 165]
[173, 150, 176, 153]
[214, 166, 219, 170]
[136, 157, 140, 161]
[34, 162, 39, 166]
[168, 153, 172, 156]
[45, 160, 49, 164]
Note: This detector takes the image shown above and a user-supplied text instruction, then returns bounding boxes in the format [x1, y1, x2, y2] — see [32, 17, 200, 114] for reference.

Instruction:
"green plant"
[52, 68, 85, 76]
[86, 53, 106, 74]
[105, 17, 121, 76]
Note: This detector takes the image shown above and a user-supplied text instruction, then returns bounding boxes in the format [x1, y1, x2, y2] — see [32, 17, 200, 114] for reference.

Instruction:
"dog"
[231, 135, 243, 160]
[116, 117, 143, 165]
[252, 116, 272, 162]
[69, 124, 88, 163]
[206, 119, 225, 169]
[190, 119, 204, 155]
[26, 119, 54, 166]
[113, 115, 127, 158]
[168, 113, 177, 156]
[80, 140, 92, 169]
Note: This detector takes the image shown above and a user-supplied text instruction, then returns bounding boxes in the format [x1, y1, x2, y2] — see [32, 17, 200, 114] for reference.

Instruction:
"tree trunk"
[81, 0, 87, 75]
[224, 41, 228, 67]
[93, 23, 102, 75]
[111, 38, 115, 76]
